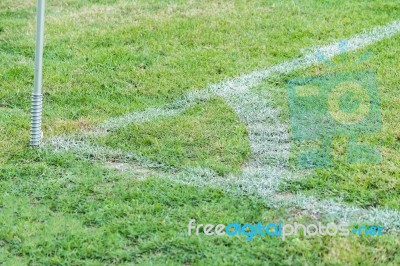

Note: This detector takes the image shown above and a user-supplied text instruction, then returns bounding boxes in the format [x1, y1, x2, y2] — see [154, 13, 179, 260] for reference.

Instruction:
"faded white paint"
[46, 20, 400, 231]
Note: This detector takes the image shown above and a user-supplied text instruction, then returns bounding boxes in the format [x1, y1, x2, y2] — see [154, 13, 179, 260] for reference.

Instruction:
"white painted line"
[46, 20, 400, 230]
[96, 20, 400, 133]
[162, 167, 400, 231]
[47, 137, 170, 170]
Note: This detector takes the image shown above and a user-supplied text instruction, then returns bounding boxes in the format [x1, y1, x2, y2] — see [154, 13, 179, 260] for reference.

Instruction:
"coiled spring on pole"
[31, 94, 43, 146]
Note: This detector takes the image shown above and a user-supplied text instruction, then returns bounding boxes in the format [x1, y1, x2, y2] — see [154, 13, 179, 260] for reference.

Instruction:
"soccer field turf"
[0, 0, 399, 265]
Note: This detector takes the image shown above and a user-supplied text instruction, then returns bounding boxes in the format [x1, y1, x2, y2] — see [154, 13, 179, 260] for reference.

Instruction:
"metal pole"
[31, 0, 45, 146]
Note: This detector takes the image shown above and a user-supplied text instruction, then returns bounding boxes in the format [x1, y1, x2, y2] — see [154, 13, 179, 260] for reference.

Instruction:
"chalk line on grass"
[165, 167, 400, 231]
[46, 20, 400, 230]
[95, 20, 400, 133]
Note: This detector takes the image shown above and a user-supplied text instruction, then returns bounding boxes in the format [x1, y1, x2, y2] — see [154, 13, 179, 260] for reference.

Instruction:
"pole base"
[31, 94, 43, 147]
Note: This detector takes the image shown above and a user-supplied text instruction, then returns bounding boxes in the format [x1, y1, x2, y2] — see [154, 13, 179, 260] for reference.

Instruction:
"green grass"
[95, 98, 250, 175]
[1, 152, 399, 265]
[1, 0, 400, 265]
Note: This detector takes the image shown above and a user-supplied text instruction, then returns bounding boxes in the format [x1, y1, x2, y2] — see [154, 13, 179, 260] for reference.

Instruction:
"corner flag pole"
[31, 0, 45, 146]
